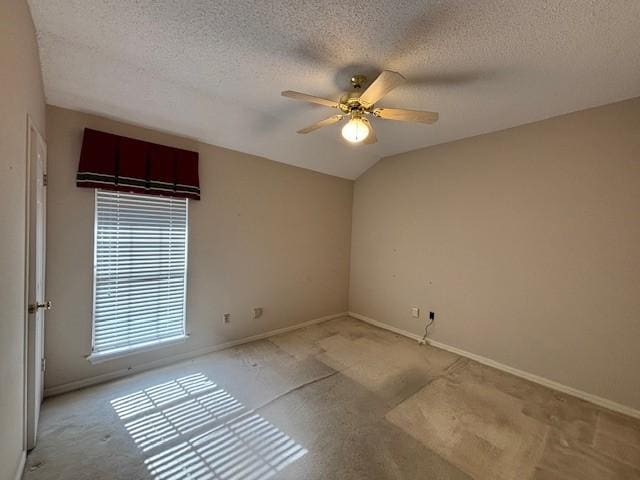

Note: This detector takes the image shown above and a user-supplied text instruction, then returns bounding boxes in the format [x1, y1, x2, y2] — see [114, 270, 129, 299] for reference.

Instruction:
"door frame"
[23, 114, 47, 452]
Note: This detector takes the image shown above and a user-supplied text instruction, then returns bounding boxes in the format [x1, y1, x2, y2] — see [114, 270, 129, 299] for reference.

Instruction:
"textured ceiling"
[29, 1, 640, 179]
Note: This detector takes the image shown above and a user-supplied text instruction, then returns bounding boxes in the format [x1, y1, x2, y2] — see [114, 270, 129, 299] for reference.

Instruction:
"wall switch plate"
[411, 307, 420, 318]
[223, 313, 231, 323]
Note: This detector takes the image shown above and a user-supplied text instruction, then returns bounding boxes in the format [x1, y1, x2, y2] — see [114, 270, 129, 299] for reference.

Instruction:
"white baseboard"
[14, 450, 26, 480]
[349, 312, 640, 420]
[44, 312, 348, 397]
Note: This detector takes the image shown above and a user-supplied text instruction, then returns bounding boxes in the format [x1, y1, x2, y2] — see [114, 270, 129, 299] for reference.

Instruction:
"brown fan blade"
[374, 107, 439, 124]
[281, 90, 338, 108]
[297, 114, 343, 134]
[359, 70, 406, 106]
[362, 117, 377, 144]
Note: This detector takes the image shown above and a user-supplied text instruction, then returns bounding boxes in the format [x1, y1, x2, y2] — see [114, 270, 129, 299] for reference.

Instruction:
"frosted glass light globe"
[341, 117, 370, 143]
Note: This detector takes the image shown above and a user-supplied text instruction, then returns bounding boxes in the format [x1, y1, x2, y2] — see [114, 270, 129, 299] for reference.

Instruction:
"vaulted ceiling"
[29, 1, 640, 179]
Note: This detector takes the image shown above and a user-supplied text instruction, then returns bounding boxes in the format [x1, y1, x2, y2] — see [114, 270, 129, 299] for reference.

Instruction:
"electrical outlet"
[411, 307, 420, 318]
[223, 313, 231, 323]
[429, 311, 435, 320]
[253, 307, 263, 319]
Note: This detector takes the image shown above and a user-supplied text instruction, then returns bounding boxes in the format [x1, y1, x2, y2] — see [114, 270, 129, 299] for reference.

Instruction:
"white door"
[26, 118, 48, 450]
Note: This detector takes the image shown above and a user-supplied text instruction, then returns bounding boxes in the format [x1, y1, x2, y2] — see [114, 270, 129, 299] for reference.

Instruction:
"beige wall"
[44, 106, 353, 390]
[350, 97, 640, 411]
[0, 0, 46, 478]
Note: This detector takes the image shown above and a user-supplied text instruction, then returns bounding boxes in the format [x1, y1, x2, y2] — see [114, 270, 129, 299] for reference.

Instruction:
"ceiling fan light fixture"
[341, 115, 370, 143]
[282, 70, 437, 146]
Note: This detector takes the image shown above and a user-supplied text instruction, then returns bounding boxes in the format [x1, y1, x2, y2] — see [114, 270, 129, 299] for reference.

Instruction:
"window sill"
[86, 334, 190, 364]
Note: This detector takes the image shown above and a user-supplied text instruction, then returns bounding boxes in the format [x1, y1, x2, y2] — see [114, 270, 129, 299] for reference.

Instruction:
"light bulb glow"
[341, 117, 370, 143]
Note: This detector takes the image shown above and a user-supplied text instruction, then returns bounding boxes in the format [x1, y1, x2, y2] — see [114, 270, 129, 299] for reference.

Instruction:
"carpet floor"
[23, 316, 640, 479]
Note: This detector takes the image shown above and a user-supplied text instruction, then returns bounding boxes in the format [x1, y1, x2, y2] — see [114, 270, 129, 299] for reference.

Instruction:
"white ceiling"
[29, 1, 640, 179]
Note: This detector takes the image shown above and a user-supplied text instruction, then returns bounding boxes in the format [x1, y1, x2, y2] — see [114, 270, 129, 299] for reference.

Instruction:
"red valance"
[77, 128, 200, 200]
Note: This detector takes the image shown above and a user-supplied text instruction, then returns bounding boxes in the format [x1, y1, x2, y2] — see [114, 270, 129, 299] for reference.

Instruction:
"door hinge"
[41, 358, 46, 373]
[43, 173, 48, 187]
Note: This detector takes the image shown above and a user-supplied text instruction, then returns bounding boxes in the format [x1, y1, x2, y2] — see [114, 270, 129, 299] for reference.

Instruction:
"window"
[91, 190, 188, 360]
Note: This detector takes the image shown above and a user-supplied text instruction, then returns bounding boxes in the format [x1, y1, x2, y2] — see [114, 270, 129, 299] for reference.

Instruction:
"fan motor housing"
[337, 73, 376, 113]
[339, 92, 373, 114]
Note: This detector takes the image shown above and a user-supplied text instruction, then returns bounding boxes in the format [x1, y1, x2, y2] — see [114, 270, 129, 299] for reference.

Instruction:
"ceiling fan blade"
[362, 118, 377, 144]
[359, 70, 406, 106]
[297, 114, 343, 134]
[374, 107, 439, 124]
[281, 90, 338, 108]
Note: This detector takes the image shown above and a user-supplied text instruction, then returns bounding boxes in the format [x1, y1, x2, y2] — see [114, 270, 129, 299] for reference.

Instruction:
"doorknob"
[28, 301, 52, 314]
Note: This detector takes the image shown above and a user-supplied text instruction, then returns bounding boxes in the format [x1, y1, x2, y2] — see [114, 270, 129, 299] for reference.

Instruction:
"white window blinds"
[93, 190, 188, 356]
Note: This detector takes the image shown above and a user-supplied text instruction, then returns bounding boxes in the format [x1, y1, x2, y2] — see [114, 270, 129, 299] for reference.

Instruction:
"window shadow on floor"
[111, 372, 307, 479]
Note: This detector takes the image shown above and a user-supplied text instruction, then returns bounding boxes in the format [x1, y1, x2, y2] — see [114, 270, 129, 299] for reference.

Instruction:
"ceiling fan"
[281, 70, 438, 145]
